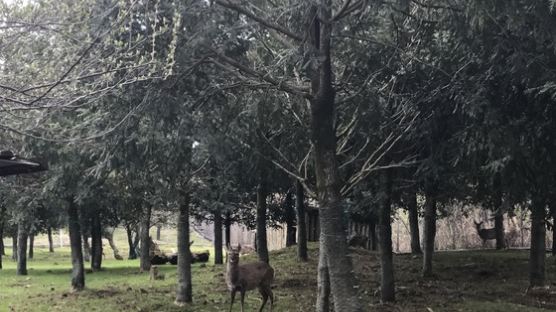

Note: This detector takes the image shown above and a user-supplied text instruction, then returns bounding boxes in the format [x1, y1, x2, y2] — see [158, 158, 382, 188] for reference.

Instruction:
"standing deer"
[226, 245, 274, 312]
[474, 221, 496, 246]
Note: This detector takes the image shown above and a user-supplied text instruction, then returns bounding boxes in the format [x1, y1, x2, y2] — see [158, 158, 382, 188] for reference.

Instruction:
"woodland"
[2, 0, 556, 311]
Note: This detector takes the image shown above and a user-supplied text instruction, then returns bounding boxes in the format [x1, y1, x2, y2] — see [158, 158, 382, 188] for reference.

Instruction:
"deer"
[226, 244, 274, 312]
[474, 221, 497, 246]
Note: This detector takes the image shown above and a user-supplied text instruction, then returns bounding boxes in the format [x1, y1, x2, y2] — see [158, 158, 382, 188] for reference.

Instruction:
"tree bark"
[126, 225, 138, 260]
[91, 213, 102, 271]
[156, 225, 162, 241]
[175, 191, 192, 305]
[377, 171, 395, 302]
[407, 192, 422, 254]
[12, 235, 17, 261]
[224, 211, 231, 247]
[68, 198, 85, 291]
[422, 189, 437, 277]
[316, 238, 331, 312]
[529, 197, 546, 287]
[0, 207, 5, 256]
[47, 226, 54, 252]
[311, 3, 363, 310]
[28, 233, 34, 259]
[17, 223, 28, 275]
[285, 190, 296, 247]
[140, 205, 152, 272]
[494, 213, 505, 250]
[552, 213, 556, 257]
[256, 182, 269, 263]
[82, 233, 91, 262]
[214, 210, 223, 265]
[369, 219, 377, 251]
[296, 180, 308, 261]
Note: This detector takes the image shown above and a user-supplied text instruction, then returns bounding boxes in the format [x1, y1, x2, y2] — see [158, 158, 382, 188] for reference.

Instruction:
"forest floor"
[2, 232, 556, 311]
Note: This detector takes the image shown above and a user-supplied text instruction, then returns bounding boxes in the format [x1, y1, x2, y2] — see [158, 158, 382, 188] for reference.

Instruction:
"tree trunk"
[552, 213, 556, 257]
[369, 219, 377, 251]
[91, 213, 102, 271]
[156, 225, 162, 241]
[0, 212, 5, 256]
[224, 211, 231, 247]
[68, 199, 85, 291]
[285, 190, 296, 247]
[529, 197, 546, 287]
[139, 205, 152, 272]
[175, 192, 192, 305]
[47, 227, 54, 252]
[407, 192, 422, 254]
[126, 225, 138, 260]
[12, 235, 17, 261]
[377, 172, 395, 302]
[256, 182, 269, 263]
[28, 233, 34, 259]
[82, 233, 91, 262]
[296, 180, 308, 261]
[214, 210, 223, 265]
[422, 189, 437, 277]
[311, 3, 363, 310]
[316, 238, 331, 312]
[16, 223, 29, 275]
[494, 213, 505, 250]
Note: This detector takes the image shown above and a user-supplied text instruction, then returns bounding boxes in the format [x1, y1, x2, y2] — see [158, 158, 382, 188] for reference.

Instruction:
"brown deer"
[474, 221, 496, 246]
[226, 245, 274, 312]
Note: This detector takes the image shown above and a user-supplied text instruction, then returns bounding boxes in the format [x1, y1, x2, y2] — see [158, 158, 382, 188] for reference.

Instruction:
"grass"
[2, 234, 556, 311]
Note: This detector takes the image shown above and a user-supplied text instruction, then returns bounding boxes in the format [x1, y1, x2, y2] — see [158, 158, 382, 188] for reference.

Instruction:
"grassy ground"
[2, 238, 556, 311]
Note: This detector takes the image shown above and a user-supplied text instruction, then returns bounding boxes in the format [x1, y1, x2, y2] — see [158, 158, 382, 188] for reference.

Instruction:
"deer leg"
[229, 290, 236, 312]
[258, 287, 268, 312]
[240, 290, 246, 312]
[267, 286, 274, 312]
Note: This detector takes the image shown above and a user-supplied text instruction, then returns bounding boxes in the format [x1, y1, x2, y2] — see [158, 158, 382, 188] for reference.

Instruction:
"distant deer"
[474, 221, 497, 246]
[226, 245, 274, 312]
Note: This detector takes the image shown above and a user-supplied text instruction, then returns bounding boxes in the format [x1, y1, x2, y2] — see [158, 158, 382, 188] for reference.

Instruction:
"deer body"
[474, 221, 497, 245]
[226, 245, 274, 312]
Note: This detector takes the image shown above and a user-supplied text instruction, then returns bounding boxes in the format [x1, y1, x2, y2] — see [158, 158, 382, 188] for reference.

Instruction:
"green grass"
[2, 240, 556, 311]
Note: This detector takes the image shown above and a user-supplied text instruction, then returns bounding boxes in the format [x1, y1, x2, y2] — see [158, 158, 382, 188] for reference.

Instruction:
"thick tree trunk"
[224, 212, 231, 247]
[407, 192, 422, 254]
[175, 192, 192, 305]
[296, 180, 308, 261]
[422, 189, 437, 277]
[311, 3, 362, 310]
[126, 225, 138, 260]
[28, 233, 34, 259]
[377, 172, 395, 302]
[214, 211, 223, 265]
[12, 235, 17, 261]
[156, 225, 162, 241]
[47, 227, 54, 252]
[91, 213, 103, 271]
[529, 197, 546, 287]
[316, 238, 331, 312]
[0, 206, 5, 257]
[139, 205, 152, 272]
[256, 182, 269, 263]
[68, 199, 85, 291]
[285, 191, 296, 247]
[16, 223, 28, 275]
